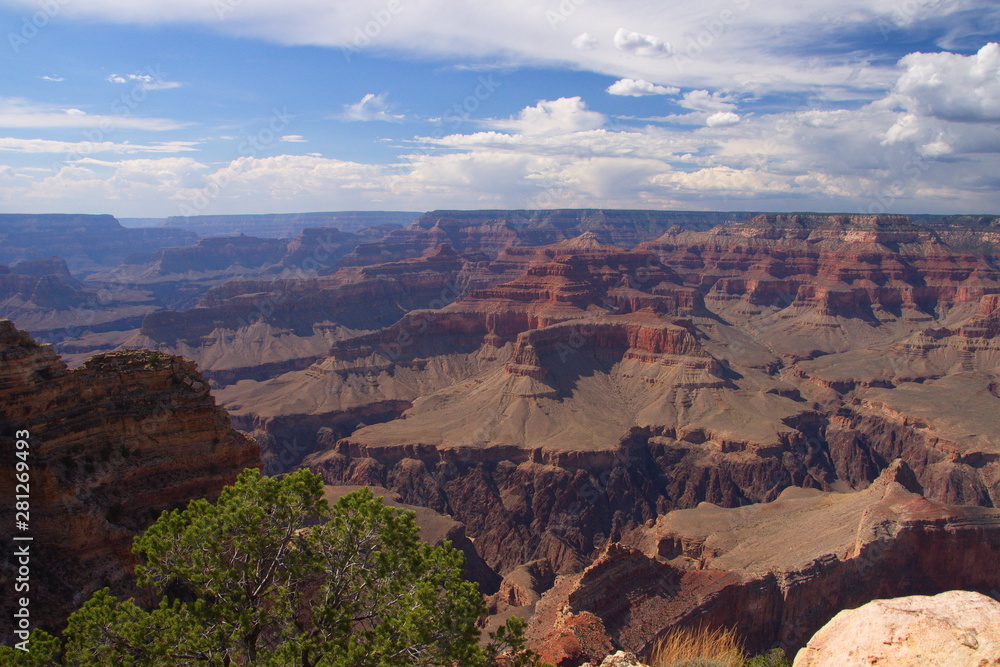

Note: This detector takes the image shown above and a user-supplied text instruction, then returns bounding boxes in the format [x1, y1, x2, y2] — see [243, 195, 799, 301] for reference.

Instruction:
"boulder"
[793, 590, 1000, 666]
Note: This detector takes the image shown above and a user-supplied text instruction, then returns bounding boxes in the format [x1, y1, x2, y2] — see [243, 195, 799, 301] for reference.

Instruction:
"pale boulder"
[794, 590, 1000, 667]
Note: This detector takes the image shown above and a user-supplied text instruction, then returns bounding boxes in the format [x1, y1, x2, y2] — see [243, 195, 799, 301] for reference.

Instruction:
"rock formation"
[524, 461, 1000, 664]
[0, 259, 160, 352]
[0, 214, 197, 274]
[197, 215, 998, 588]
[0, 320, 260, 639]
[4, 211, 1000, 661]
[793, 590, 1000, 667]
[338, 209, 745, 266]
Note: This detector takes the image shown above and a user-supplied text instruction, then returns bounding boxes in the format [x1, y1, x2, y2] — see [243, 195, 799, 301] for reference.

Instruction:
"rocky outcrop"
[640, 214, 999, 360]
[0, 320, 260, 639]
[793, 590, 1000, 667]
[581, 652, 648, 667]
[525, 461, 1000, 664]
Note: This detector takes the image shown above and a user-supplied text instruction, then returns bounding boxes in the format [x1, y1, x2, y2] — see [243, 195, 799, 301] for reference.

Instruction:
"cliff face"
[305, 423, 831, 579]
[525, 462, 1000, 665]
[0, 320, 260, 638]
[209, 218, 1000, 512]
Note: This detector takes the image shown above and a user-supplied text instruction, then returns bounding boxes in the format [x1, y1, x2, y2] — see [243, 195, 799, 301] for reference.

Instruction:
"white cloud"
[40, 75, 64, 82]
[0, 137, 199, 154]
[1, 0, 992, 97]
[340, 93, 405, 122]
[889, 42, 1000, 122]
[612, 28, 671, 58]
[280, 134, 307, 143]
[0, 98, 188, 131]
[4, 98, 999, 216]
[876, 45, 1000, 160]
[882, 113, 921, 145]
[571, 32, 598, 50]
[679, 90, 738, 112]
[606, 78, 679, 97]
[493, 97, 605, 136]
[107, 72, 182, 90]
[706, 111, 741, 127]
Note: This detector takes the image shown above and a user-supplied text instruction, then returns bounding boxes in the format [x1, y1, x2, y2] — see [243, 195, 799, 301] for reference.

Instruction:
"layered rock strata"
[0, 320, 260, 638]
[526, 462, 1000, 665]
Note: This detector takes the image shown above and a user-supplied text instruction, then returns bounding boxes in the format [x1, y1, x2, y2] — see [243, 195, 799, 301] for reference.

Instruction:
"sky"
[0, 0, 998, 218]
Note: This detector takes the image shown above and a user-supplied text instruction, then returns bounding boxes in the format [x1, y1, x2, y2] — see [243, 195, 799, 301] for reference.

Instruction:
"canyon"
[3, 210, 1000, 661]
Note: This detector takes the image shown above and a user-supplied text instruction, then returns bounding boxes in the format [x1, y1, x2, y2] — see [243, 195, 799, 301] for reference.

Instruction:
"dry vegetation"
[649, 625, 746, 667]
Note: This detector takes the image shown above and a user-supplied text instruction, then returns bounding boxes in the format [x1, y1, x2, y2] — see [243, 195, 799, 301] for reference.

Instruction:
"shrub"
[0, 468, 549, 667]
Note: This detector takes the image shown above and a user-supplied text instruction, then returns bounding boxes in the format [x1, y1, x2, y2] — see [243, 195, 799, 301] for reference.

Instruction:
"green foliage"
[19, 468, 547, 666]
[0, 629, 62, 666]
[484, 617, 554, 667]
[745, 648, 792, 667]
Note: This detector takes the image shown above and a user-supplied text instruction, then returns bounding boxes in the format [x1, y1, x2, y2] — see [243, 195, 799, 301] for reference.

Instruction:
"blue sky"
[0, 0, 998, 217]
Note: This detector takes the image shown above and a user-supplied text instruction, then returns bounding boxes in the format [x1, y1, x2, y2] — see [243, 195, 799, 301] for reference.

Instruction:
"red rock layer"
[0, 320, 260, 638]
[640, 214, 1000, 324]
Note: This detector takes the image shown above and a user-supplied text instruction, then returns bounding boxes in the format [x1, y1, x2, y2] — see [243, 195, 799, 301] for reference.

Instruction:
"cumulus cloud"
[571, 32, 598, 50]
[5, 99, 998, 216]
[606, 78, 679, 97]
[706, 111, 741, 127]
[875, 44, 1000, 160]
[890, 42, 1000, 122]
[493, 97, 605, 136]
[107, 72, 182, 90]
[340, 93, 405, 122]
[613, 28, 671, 58]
